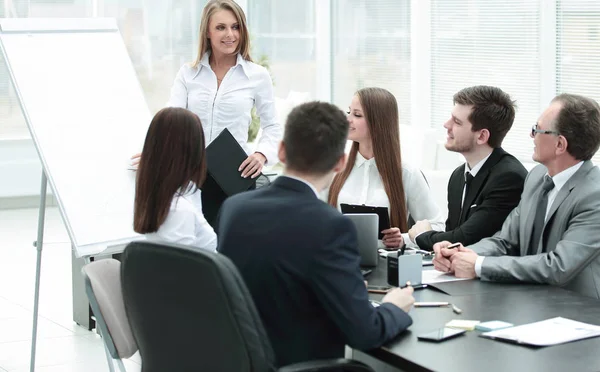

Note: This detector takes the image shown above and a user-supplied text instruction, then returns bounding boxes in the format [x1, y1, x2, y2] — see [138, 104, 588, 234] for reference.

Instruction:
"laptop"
[341, 203, 390, 240]
[344, 213, 379, 268]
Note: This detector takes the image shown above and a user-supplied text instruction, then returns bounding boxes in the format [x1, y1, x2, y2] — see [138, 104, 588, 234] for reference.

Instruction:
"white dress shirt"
[462, 152, 492, 205]
[323, 152, 445, 246]
[145, 186, 217, 252]
[167, 52, 282, 165]
[474, 161, 584, 276]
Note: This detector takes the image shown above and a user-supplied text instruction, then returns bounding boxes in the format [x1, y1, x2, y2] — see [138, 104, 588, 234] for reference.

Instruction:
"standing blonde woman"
[327, 87, 445, 249]
[133, 0, 281, 179]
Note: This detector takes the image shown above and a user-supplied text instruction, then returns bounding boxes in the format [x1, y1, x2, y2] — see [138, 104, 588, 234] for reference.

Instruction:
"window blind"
[248, 0, 317, 100]
[332, 0, 411, 125]
[557, 0, 600, 164]
[430, 0, 541, 162]
[0, 0, 203, 139]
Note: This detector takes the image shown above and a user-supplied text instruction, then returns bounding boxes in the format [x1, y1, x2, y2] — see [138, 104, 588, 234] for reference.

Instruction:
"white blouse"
[325, 152, 445, 246]
[167, 52, 282, 165]
[145, 187, 217, 252]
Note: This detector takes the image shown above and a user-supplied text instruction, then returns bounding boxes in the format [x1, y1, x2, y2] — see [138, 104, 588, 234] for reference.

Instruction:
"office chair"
[121, 241, 375, 372]
[82, 259, 138, 372]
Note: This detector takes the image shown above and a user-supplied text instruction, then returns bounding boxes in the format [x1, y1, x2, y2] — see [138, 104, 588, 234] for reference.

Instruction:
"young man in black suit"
[409, 86, 528, 251]
[217, 101, 415, 367]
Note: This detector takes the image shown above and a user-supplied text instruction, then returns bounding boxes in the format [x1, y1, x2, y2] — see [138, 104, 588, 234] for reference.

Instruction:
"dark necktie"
[529, 176, 556, 254]
[458, 172, 473, 225]
[462, 172, 474, 210]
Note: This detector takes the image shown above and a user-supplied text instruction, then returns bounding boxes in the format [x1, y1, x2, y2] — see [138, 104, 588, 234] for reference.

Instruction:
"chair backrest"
[121, 241, 276, 372]
[82, 259, 138, 359]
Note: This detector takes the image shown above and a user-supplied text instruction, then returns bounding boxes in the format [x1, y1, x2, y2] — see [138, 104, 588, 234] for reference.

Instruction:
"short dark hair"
[453, 85, 516, 148]
[134, 107, 207, 233]
[283, 101, 348, 175]
[552, 93, 600, 161]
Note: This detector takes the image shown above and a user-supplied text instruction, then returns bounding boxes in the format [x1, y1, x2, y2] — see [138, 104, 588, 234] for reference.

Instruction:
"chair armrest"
[278, 358, 374, 372]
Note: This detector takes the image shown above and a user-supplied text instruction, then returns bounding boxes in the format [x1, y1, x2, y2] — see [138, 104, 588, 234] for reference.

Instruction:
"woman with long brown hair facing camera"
[134, 107, 217, 251]
[327, 87, 444, 249]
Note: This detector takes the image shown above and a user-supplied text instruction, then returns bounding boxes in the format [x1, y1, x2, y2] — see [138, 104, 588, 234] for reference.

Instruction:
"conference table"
[362, 257, 600, 372]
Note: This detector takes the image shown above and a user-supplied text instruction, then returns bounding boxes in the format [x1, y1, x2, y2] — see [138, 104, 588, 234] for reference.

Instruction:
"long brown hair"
[192, 0, 252, 68]
[328, 87, 408, 232]
[134, 107, 207, 233]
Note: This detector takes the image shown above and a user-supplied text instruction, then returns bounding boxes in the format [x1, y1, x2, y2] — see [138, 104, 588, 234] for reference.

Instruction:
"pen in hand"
[446, 242, 461, 249]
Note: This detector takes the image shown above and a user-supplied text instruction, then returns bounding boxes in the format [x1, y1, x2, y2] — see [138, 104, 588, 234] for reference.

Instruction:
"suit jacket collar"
[523, 160, 594, 255]
[271, 176, 319, 199]
[544, 160, 593, 228]
[459, 147, 508, 223]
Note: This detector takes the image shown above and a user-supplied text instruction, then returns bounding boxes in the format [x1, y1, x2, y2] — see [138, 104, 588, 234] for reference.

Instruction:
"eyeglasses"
[531, 124, 560, 137]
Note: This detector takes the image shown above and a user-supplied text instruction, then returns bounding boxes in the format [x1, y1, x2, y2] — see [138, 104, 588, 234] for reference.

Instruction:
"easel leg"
[30, 171, 47, 372]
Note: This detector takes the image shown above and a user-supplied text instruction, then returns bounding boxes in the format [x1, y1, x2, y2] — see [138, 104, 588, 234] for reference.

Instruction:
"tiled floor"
[0, 207, 141, 371]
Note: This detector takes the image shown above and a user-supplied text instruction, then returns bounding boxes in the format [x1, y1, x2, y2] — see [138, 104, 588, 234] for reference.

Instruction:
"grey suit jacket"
[470, 161, 600, 299]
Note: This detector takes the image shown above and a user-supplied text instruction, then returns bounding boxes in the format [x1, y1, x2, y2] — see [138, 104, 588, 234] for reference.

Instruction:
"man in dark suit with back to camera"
[217, 101, 415, 366]
[433, 93, 600, 299]
[409, 85, 527, 251]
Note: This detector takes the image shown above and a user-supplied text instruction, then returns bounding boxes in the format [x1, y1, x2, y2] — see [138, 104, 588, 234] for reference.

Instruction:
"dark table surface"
[366, 257, 600, 372]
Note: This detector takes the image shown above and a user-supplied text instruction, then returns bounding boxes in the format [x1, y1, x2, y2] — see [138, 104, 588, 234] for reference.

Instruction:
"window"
[0, 0, 204, 139]
[430, 0, 541, 162]
[557, 0, 600, 163]
[247, 0, 317, 100]
[331, 0, 411, 124]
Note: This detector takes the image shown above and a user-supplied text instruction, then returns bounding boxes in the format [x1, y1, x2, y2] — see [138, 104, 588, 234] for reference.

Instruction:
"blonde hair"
[192, 0, 252, 67]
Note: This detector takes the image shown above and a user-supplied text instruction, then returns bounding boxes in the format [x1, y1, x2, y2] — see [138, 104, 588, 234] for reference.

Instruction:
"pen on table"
[414, 301, 450, 307]
[401, 281, 428, 290]
[451, 304, 463, 314]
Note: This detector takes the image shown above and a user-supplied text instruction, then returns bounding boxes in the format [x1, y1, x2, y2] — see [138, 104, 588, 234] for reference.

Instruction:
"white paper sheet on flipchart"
[421, 270, 472, 284]
[0, 19, 150, 257]
[481, 317, 600, 346]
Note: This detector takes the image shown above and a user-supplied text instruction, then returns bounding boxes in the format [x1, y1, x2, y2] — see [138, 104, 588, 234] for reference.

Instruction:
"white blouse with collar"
[167, 53, 282, 165]
[324, 152, 445, 246]
[145, 187, 217, 252]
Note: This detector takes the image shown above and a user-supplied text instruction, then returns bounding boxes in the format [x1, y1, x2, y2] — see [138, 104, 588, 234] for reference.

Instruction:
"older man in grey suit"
[433, 93, 600, 299]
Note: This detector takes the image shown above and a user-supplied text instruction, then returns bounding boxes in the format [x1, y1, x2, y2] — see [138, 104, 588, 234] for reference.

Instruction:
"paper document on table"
[480, 317, 600, 346]
[421, 270, 471, 284]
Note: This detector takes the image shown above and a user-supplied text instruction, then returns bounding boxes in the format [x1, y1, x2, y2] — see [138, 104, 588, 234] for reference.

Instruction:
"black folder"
[341, 203, 390, 240]
[205, 128, 257, 195]
[201, 128, 258, 227]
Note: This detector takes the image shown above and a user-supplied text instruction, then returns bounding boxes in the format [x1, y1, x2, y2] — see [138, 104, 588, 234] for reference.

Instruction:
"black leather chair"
[121, 241, 375, 372]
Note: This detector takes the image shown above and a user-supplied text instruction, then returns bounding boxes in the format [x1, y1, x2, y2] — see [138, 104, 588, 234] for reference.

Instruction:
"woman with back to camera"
[132, 0, 281, 179]
[134, 107, 217, 252]
[326, 87, 445, 249]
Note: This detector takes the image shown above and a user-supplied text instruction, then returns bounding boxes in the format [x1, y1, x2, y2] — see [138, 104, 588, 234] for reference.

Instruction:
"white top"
[474, 161, 584, 277]
[145, 187, 217, 252]
[462, 152, 492, 205]
[167, 53, 282, 165]
[323, 152, 445, 246]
